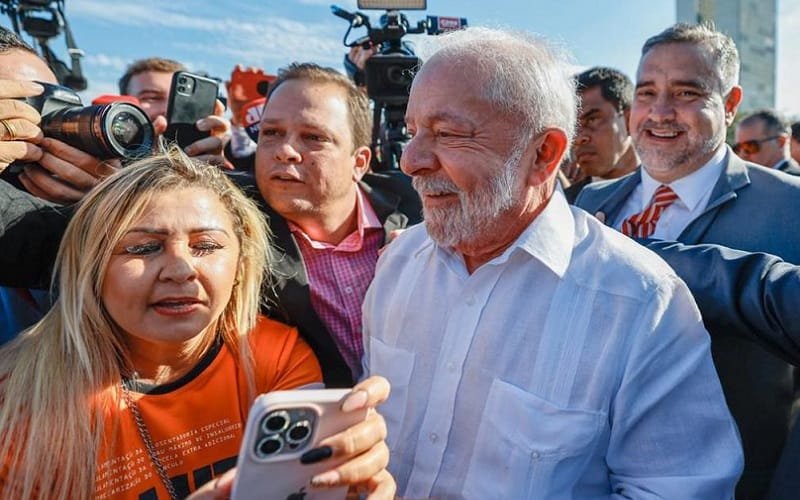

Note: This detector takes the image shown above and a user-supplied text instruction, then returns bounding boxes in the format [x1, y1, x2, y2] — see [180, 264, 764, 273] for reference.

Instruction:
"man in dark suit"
[576, 23, 800, 499]
[0, 62, 421, 389]
[734, 109, 800, 175]
[564, 67, 639, 203]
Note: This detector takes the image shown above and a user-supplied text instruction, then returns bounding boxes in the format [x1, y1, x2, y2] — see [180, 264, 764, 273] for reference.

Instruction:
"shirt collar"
[771, 159, 787, 170]
[640, 145, 726, 212]
[428, 189, 574, 279]
[289, 186, 381, 251]
[510, 188, 573, 278]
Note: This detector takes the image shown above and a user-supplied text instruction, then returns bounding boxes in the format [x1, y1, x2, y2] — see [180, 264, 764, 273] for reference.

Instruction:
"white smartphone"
[231, 389, 368, 500]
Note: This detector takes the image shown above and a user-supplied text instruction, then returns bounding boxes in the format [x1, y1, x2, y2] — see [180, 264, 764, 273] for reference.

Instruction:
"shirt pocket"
[462, 378, 605, 500]
[367, 336, 415, 451]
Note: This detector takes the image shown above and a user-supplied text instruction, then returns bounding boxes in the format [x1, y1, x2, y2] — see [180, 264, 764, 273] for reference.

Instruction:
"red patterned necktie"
[621, 185, 679, 238]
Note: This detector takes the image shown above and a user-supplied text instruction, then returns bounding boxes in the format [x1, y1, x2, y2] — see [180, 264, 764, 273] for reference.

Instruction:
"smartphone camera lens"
[178, 76, 188, 84]
[262, 410, 290, 434]
[286, 420, 311, 445]
[256, 435, 284, 458]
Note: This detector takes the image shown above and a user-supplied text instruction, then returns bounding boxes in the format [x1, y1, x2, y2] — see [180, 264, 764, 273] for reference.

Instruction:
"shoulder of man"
[573, 174, 629, 211]
[570, 207, 680, 298]
[744, 162, 800, 187]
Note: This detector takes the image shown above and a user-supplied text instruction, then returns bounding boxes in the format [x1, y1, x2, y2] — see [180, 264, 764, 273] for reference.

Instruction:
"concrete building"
[677, 0, 776, 111]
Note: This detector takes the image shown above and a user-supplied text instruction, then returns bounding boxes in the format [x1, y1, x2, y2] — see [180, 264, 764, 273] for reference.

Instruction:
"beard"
[412, 147, 524, 248]
[634, 121, 724, 177]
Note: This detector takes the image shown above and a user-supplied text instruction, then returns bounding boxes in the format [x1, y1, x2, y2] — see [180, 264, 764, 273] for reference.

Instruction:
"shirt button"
[531, 450, 541, 460]
[447, 362, 456, 372]
[344, 286, 353, 294]
[429, 432, 439, 443]
[465, 295, 475, 306]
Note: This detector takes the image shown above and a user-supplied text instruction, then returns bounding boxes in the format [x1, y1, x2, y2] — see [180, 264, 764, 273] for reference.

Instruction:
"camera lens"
[286, 419, 311, 445]
[41, 102, 154, 160]
[256, 435, 284, 457]
[109, 111, 145, 147]
[386, 64, 412, 87]
[262, 410, 290, 434]
[178, 76, 188, 84]
[101, 104, 155, 158]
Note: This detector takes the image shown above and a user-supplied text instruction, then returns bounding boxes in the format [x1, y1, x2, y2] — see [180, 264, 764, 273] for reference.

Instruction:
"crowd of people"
[0, 14, 799, 500]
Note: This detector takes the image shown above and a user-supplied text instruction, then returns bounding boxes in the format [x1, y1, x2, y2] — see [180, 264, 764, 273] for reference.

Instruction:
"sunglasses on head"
[732, 135, 781, 155]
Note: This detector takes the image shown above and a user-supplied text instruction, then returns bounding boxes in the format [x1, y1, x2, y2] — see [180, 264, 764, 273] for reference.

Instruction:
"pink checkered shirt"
[289, 187, 384, 380]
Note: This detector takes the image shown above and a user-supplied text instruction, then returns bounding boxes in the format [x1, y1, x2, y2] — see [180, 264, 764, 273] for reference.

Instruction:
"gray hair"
[739, 109, 790, 137]
[415, 27, 578, 146]
[642, 23, 740, 95]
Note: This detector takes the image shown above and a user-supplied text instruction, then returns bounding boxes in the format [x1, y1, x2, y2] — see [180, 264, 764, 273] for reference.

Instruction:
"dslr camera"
[333, 0, 466, 171]
[25, 81, 154, 159]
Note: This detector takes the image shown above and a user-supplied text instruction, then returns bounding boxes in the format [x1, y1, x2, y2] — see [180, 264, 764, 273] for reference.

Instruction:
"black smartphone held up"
[164, 71, 219, 149]
[231, 389, 368, 500]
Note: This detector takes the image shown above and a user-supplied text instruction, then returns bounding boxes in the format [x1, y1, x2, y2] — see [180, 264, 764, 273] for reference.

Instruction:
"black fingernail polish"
[300, 446, 333, 464]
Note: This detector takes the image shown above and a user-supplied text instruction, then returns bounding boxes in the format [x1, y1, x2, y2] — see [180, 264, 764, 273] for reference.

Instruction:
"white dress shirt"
[612, 146, 727, 240]
[363, 189, 742, 499]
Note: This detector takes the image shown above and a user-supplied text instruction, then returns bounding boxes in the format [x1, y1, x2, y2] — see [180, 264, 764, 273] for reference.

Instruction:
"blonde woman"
[0, 147, 393, 500]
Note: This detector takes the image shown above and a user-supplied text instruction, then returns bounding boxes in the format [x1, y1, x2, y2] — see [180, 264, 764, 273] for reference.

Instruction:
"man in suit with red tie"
[576, 23, 800, 499]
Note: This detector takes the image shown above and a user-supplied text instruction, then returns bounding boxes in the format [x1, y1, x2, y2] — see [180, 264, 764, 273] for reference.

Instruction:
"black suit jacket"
[576, 150, 800, 499]
[0, 170, 422, 388]
[233, 171, 421, 388]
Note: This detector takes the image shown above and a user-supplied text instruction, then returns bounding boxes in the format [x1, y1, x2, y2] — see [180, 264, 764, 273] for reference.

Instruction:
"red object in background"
[242, 97, 266, 142]
[230, 66, 275, 104]
[91, 94, 141, 106]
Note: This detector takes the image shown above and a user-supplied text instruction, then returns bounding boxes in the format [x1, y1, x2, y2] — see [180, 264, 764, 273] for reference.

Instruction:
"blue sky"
[4, 0, 798, 115]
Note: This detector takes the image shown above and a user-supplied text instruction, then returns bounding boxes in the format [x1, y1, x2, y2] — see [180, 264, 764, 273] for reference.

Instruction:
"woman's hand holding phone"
[308, 376, 394, 498]
[189, 376, 394, 500]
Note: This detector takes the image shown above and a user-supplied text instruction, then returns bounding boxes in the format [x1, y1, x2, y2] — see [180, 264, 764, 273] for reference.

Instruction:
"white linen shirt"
[362, 189, 742, 499]
[611, 146, 727, 240]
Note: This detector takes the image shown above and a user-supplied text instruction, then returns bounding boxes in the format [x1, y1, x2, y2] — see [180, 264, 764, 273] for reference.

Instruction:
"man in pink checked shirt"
[249, 62, 422, 388]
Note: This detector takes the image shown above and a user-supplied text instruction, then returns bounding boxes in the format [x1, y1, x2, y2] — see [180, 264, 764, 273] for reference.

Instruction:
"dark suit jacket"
[0, 171, 422, 389]
[563, 176, 591, 204]
[576, 149, 800, 500]
[644, 241, 800, 364]
[776, 158, 800, 176]
[644, 241, 800, 499]
[232, 171, 421, 388]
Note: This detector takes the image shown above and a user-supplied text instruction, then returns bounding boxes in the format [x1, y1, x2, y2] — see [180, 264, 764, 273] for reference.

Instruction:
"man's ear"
[352, 145, 371, 182]
[623, 108, 631, 134]
[724, 86, 743, 126]
[527, 128, 568, 186]
[777, 134, 789, 148]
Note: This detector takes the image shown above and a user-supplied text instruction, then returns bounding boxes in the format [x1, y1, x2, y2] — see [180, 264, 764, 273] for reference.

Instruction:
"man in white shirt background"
[576, 23, 800, 499]
[363, 26, 742, 499]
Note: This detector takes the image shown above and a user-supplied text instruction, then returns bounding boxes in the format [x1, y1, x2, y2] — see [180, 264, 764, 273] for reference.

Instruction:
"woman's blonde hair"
[0, 146, 272, 499]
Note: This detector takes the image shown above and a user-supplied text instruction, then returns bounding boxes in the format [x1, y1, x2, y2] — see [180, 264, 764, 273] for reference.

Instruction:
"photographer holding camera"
[0, 26, 124, 340]
[118, 57, 233, 169]
[0, 27, 119, 203]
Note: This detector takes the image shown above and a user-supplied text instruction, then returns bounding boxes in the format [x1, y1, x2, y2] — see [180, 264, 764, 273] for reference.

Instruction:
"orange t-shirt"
[94, 316, 321, 499]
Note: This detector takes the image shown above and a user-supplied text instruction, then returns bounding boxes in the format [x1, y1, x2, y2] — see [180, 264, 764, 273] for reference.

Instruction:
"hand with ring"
[0, 79, 45, 173]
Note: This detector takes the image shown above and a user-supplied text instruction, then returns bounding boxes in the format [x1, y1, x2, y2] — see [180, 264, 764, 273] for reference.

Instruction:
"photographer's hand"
[19, 137, 121, 204]
[0, 79, 45, 172]
[184, 100, 233, 169]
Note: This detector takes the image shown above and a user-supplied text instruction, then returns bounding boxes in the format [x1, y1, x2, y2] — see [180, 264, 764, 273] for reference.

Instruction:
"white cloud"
[83, 53, 128, 72]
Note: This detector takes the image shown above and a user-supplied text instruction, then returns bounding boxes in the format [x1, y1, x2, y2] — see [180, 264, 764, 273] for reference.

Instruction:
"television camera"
[332, 0, 466, 171]
[0, 0, 86, 91]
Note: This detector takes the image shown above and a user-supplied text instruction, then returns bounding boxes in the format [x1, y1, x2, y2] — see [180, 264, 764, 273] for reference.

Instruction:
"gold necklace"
[120, 376, 179, 500]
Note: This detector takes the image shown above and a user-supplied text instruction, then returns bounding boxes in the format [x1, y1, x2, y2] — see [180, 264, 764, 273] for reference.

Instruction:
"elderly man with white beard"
[360, 27, 742, 499]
